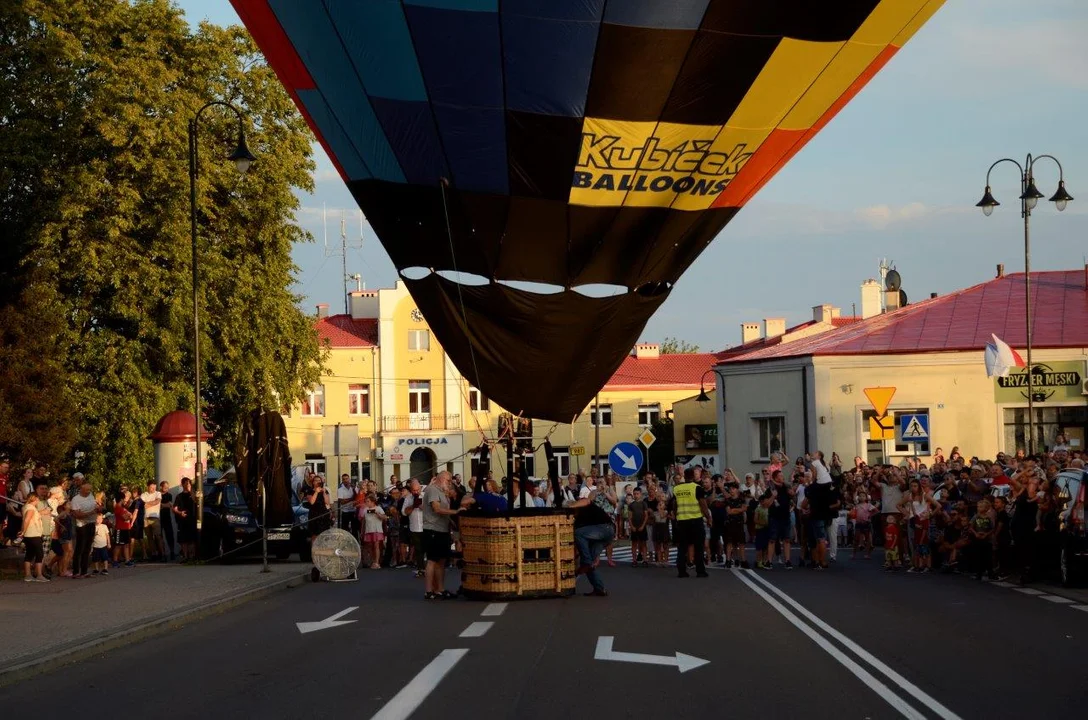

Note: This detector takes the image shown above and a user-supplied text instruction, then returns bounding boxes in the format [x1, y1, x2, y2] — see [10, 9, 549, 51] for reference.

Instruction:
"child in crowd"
[51, 501, 74, 577]
[754, 493, 772, 570]
[992, 496, 1012, 580]
[883, 515, 901, 571]
[852, 492, 877, 559]
[91, 512, 111, 575]
[969, 497, 995, 581]
[361, 493, 387, 570]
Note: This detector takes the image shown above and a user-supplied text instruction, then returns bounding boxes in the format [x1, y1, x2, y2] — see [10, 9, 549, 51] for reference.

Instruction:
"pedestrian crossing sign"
[899, 413, 929, 443]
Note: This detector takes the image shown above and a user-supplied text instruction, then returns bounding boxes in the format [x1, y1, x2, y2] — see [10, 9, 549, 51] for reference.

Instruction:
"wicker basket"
[459, 510, 576, 599]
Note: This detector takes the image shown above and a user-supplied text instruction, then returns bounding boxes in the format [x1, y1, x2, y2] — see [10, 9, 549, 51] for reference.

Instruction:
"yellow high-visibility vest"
[673, 482, 702, 521]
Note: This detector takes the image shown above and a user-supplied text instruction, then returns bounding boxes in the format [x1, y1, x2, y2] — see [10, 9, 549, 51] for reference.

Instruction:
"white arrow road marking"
[594, 636, 709, 674]
[296, 606, 358, 634]
[371, 649, 468, 720]
[614, 449, 638, 470]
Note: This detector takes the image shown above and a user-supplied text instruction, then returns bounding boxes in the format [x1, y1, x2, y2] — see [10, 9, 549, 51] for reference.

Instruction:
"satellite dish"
[899, 289, 908, 306]
[886, 269, 902, 291]
[310, 528, 361, 582]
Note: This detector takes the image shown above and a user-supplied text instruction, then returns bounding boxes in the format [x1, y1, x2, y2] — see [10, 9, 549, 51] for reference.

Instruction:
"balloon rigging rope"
[439, 178, 491, 449]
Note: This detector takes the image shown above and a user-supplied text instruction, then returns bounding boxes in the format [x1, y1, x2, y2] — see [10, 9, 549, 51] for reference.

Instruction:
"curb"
[0, 570, 308, 686]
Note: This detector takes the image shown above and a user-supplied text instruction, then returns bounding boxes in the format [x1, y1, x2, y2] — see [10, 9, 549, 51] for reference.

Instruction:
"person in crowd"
[361, 493, 387, 569]
[852, 491, 877, 559]
[883, 510, 901, 571]
[626, 486, 649, 567]
[337, 474, 358, 539]
[900, 479, 939, 573]
[724, 483, 749, 569]
[173, 477, 197, 562]
[140, 480, 164, 562]
[706, 474, 728, 564]
[753, 492, 773, 569]
[70, 479, 97, 577]
[650, 488, 671, 567]
[159, 481, 175, 561]
[402, 478, 426, 578]
[91, 512, 111, 575]
[422, 471, 461, 600]
[50, 500, 74, 578]
[111, 488, 134, 567]
[768, 469, 795, 568]
[21, 484, 47, 582]
[969, 497, 995, 581]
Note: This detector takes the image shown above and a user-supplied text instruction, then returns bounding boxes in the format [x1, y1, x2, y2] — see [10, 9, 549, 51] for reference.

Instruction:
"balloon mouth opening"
[634, 281, 672, 298]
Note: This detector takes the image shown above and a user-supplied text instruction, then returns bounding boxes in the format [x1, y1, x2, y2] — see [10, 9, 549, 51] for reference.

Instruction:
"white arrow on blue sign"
[608, 441, 643, 477]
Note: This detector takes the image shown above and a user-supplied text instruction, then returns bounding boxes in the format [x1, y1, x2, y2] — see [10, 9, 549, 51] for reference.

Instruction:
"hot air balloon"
[231, 0, 945, 422]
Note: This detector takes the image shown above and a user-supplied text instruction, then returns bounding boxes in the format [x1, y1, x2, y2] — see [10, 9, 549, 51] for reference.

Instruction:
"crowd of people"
[1, 458, 198, 581]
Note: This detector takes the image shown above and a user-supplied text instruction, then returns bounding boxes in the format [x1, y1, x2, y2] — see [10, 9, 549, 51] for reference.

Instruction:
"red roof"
[316, 314, 377, 348]
[722, 270, 1088, 364]
[148, 410, 211, 443]
[604, 352, 719, 389]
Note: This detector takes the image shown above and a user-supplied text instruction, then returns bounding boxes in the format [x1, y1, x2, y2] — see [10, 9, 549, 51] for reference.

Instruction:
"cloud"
[312, 168, 344, 183]
[854, 201, 929, 229]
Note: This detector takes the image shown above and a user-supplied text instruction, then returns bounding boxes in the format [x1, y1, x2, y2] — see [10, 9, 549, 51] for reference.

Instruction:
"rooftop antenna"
[323, 208, 365, 314]
[878, 258, 895, 313]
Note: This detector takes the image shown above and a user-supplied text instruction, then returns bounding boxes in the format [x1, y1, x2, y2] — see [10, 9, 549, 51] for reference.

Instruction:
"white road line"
[742, 570, 964, 720]
[732, 571, 927, 720]
[1013, 587, 1045, 596]
[480, 603, 507, 617]
[988, 581, 1016, 588]
[370, 649, 468, 720]
[459, 621, 494, 638]
[1071, 605, 1088, 613]
[1039, 595, 1074, 604]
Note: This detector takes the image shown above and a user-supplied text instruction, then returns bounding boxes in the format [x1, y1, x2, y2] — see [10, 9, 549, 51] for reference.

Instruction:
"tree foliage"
[660, 337, 700, 354]
[0, 0, 325, 482]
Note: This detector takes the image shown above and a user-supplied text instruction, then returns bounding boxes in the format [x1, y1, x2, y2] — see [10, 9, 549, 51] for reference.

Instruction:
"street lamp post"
[188, 101, 256, 550]
[976, 154, 1073, 455]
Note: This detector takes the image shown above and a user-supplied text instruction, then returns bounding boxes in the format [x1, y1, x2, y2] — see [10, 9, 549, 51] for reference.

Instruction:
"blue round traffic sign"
[608, 441, 643, 477]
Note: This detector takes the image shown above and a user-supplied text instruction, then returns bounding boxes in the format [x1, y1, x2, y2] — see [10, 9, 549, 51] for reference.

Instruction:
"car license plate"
[267, 532, 290, 541]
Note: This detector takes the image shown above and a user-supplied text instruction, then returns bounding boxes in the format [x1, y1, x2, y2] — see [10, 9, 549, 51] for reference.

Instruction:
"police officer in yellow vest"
[670, 470, 712, 578]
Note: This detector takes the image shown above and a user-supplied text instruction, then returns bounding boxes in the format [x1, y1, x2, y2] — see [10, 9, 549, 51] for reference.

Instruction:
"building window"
[590, 404, 612, 428]
[348, 384, 370, 416]
[553, 448, 571, 477]
[408, 380, 431, 414]
[304, 455, 326, 477]
[638, 403, 661, 426]
[517, 453, 536, 478]
[593, 456, 610, 476]
[750, 415, 785, 461]
[301, 385, 325, 416]
[468, 386, 489, 412]
[408, 329, 430, 351]
[349, 460, 371, 483]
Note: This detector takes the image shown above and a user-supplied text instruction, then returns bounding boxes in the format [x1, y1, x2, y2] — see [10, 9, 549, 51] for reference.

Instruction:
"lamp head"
[1020, 179, 1044, 211]
[696, 387, 710, 404]
[229, 130, 256, 174]
[976, 186, 999, 216]
[1049, 180, 1073, 212]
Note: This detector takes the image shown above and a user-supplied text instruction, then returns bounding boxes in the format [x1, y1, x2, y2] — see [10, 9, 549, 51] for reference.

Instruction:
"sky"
[178, 0, 1088, 352]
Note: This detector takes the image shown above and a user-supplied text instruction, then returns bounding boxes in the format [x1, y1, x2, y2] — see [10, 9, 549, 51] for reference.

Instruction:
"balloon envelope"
[232, 0, 945, 421]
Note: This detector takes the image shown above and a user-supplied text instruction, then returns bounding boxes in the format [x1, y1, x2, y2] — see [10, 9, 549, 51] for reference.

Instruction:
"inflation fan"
[310, 529, 361, 583]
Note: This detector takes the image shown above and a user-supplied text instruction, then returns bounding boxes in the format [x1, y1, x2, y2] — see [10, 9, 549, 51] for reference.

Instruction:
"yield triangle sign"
[863, 387, 896, 417]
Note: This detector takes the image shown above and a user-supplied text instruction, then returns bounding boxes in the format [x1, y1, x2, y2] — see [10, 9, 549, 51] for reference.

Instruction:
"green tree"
[660, 337, 701, 354]
[0, 0, 324, 481]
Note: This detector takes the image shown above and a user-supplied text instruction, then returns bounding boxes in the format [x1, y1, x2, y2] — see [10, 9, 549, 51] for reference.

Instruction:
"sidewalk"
[0, 559, 306, 683]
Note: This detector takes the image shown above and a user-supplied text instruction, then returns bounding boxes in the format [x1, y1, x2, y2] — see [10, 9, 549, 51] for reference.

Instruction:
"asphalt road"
[9, 558, 1087, 719]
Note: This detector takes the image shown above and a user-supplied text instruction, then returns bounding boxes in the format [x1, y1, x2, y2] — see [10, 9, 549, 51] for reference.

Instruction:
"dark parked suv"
[200, 480, 310, 562]
[1054, 468, 1087, 587]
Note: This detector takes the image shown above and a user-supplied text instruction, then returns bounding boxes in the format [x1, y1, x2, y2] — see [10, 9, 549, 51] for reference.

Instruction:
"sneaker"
[35, 576, 51, 582]
[125, 560, 134, 567]
[101, 569, 109, 576]
[24, 576, 34, 582]
[784, 561, 793, 570]
[725, 560, 733, 569]
[91, 570, 99, 576]
[740, 561, 751, 570]
[583, 589, 609, 597]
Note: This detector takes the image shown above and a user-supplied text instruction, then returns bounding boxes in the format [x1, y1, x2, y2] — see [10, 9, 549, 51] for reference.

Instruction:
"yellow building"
[284, 282, 718, 486]
[713, 268, 1088, 475]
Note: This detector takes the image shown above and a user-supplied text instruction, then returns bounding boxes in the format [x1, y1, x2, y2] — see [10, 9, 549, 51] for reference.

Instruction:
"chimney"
[741, 322, 762, 344]
[348, 290, 379, 320]
[996, 263, 1005, 278]
[930, 292, 938, 299]
[634, 342, 660, 359]
[316, 303, 329, 319]
[763, 317, 786, 339]
[860, 279, 881, 319]
[811, 304, 838, 324]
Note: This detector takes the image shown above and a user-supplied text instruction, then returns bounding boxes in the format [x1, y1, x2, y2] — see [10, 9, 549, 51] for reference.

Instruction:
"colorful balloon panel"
[232, 0, 945, 422]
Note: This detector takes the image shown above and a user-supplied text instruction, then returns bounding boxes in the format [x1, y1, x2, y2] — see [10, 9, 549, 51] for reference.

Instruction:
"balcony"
[381, 414, 461, 433]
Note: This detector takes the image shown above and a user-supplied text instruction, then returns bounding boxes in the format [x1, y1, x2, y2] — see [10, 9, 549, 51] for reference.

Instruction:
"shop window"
[1003, 406, 1088, 454]
[750, 415, 785, 461]
[638, 403, 661, 426]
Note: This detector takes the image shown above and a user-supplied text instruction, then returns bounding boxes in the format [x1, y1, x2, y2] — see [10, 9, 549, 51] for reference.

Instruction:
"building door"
[408, 380, 431, 430]
[409, 447, 437, 484]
